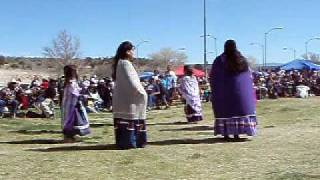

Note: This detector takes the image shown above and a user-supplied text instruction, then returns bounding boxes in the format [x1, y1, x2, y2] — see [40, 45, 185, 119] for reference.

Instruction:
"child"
[62, 65, 90, 143]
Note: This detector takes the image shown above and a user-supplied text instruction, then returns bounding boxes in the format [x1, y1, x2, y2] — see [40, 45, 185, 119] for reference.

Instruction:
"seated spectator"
[146, 77, 160, 110]
[268, 85, 278, 99]
[0, 81, 20, 118]
[104, 77, 114, 110]
[16, 88, 29, 110]
[26, 88, 56, 118]
[81, 78, 91, 89]
[30, 75, 41, 89]
[40, 79, 49, 90]
[31, 87, 45, 109]
[284, 81, 294, 97]
[84, 82, 103, 113]
[90, 75, 98, 84]
[97, 79, 111, 110]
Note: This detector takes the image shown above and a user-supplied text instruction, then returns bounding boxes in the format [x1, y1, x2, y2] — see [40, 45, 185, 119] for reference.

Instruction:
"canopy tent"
[280, 59, 320, 71]
[139, 71, 154, 81]
[174, 65, 205, 77]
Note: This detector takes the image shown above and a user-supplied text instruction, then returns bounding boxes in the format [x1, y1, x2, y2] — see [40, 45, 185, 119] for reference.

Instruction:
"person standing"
[210, 40, 257, 139]
[179, 65, 203, 123]
[159, 75, 170, 109]
[62, 65, 90, 143]
[112, 41, 148, 149]
[164, 65, 177, 105]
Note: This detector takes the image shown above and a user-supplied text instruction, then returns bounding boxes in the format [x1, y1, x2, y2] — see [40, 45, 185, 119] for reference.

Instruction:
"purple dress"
[210, 54, 257, 136]
[62, 80, 90, 137]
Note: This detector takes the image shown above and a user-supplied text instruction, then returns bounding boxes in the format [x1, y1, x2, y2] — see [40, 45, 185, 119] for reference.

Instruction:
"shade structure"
[280, 59, 320, 71]
[174, 65, 205, 77]
[139, 71, 154, 81]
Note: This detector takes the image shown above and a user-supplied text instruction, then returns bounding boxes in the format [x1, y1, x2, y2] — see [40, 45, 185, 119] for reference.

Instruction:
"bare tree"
[94, 62, 113, 78]
[0, 55, 6, 66]
[43, 30, 81, 65]
[309, 53, 320, 63]
[148, 48, 187, 69]
[302, 52, 320, 63]
[247, 56, 257, 70]
[302, 53, 308, 60]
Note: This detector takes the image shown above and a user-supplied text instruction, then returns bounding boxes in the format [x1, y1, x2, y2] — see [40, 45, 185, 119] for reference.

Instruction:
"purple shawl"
[210, 54, 256, 118]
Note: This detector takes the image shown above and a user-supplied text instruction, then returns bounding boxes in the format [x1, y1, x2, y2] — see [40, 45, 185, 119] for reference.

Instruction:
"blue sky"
[0, 0, 319, 64]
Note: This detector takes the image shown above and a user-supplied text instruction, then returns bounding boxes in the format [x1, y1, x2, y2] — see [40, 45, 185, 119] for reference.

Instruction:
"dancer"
[62, 65, 90, 143]
[179, 65, 203, 123]
[210, 40, 257, 139]
[112, 41, 148, 149]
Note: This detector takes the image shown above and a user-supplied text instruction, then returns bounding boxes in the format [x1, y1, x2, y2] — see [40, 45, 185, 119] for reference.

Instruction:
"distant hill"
[0, 56, 174, 82]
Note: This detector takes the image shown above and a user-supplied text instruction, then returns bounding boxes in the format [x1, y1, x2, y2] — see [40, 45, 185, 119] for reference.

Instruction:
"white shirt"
[296, 85, 310, 98]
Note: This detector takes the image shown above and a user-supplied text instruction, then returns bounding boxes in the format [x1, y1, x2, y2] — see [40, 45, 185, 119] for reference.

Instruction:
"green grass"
[0, 97, 319, 179]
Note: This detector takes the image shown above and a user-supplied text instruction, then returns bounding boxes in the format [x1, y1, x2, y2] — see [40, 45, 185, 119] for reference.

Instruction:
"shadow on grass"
[21, 138, 249, 152]
[263, 125, 276, 128]
[147, 121, 190, 126]
[90, 123, 113, 128]
[10, 130, 61, 135]
[28, 144, 118, 152]
[0, 139, 63, 144]
[149, 137, 250, 146]
[269, 172, 320, 179]
[279, 107, 299, 112]
[160, 125, 212, 131]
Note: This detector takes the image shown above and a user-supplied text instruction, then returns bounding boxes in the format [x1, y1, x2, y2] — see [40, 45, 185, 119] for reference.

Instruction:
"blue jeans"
[0, 99, 18, 115]
[0, 99, 6, 114]
[147, 94, 156, 108]
[7, 100, 19, 114]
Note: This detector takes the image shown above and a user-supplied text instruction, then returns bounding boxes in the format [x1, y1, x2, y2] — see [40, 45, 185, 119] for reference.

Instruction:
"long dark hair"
[44, 87, 57, 99]
[224, 40, 248, 73]
[184, 65, 193, 76]
[64, 65, 78, 86]
[112, 41, 135, 80]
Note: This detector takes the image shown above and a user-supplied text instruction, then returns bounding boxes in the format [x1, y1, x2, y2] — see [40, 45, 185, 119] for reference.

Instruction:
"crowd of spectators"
[253, 69, 320, 99]
[0, 75, 114, 119]
[1, 67, 319, 119]
[0, 76, 58, 118]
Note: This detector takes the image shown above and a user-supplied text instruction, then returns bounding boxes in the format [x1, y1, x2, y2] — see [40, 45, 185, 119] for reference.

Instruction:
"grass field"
[0, 97, 319, 180]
